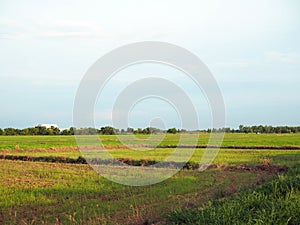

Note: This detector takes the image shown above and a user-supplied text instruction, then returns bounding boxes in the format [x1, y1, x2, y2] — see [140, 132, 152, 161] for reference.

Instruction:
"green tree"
[36, 126, 47, 135]
[100, 126, 115, 135]
[60, 129, 70, 135]
[20, 128, 29, 135]
[167, 128, 177, 134]
[46, 129, 54, 135]
[51, 126, 60, 135]
[4, 128, 16, 135]
[127, 127, 134, 133]
[28, 127, 38, 135]
[149, 127, 161, 134]
[69, 127, 75, 135]
[239, 125, 244, 132]
[142, 127, 151, 134]
[134, 128, 143, 134]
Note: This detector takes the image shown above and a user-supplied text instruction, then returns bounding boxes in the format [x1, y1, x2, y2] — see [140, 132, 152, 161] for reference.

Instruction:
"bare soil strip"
[155, 145, 300, 150]
[0, 154, 289, 174]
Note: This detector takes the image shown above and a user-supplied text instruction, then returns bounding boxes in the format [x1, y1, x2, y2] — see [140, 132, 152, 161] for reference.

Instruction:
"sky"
[0, 0, 300, 129]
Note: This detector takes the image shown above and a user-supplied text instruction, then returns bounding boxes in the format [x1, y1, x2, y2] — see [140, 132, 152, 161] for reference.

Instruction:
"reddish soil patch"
[229, 163, 289, 173]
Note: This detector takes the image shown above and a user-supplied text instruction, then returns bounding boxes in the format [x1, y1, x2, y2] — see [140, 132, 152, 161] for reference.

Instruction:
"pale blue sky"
[1, 0, 300, 129]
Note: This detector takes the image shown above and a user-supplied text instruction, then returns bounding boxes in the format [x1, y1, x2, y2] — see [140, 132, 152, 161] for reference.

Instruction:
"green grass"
[0, 136, 78, 150]
[0, 160, 265, 224]
[2, 147, 300, 167]
[0, 133, 300, 224]
[1, 133, 300, 164]
[1, 133, 300, 151]
[168, 163, 300, 225]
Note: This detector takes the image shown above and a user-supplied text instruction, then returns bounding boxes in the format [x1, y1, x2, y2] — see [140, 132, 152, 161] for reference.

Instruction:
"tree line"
[207, 125, 300, 134]
[236, 125, 300, 134]
[0, 126, 183, 136]
[0, 125, 299, 136]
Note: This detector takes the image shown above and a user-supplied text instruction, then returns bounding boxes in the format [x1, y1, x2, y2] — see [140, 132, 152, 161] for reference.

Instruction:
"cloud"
[211, 61, 250, 69]
[38, 31, 93, 38]
[0, 32, 22, 40]
[0, 20, 29, 40]
[34, 19, 104, 38]
[0, 17, 170, 41]
[264, 51, 300, 64]
[0, 19, 105, 39]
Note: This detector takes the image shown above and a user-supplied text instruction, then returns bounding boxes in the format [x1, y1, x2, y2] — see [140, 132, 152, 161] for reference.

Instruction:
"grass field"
[1, 133, 300, 150]
[0, 133, 300, 224]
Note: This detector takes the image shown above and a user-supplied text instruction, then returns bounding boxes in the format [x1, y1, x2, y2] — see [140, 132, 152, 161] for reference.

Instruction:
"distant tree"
[73, 127, 98, 135]
[142, 127, 151, 134]
[28, 127, 39, 135]
[126, 127, 134, 133]
[149, 127, 161, 134]
[14, 129, 21, 135]
[2, 125, 300, 136]
[167, 128, 177, 134]
[36, 126, 47, 135]
[46, 128, 54, 135]
[239, 125, 244, 132]
[100, 126, 115, 135]
[20, 128, 29, 135]
[134, 128, 143, 134]
[235, 125, 300, 134]
[224, 128, 231, 133]
[51, 126, 60, 135]
[4, 128, 16, 135]
[60, 129, 70, 135]
[89, 127, 99, 134]
[69, 127, 75, 135]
